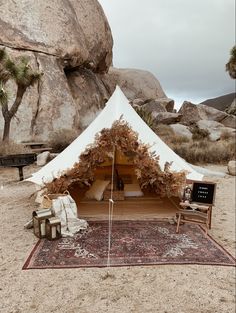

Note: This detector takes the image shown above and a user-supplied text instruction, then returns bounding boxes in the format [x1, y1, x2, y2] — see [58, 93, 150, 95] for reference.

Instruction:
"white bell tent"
[27, 86, 203, 186]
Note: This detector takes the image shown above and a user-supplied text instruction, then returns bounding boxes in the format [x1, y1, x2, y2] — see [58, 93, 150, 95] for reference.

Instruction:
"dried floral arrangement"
[45, 119, 186, 197]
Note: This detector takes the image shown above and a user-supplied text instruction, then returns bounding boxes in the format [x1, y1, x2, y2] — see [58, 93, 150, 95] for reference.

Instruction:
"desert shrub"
[220, 130, 235, 141]
[155, 124, 175, 143]
[225, 137, 236, 157]
[155, 124, 190, 146]
[171, 139, 236, 164]
[170, 135, 190, 145]
[49, 129, 79, 153]
[0, 141, 30, 156]
[191, 126, 210, 141]
[155, 124, 174, 136]
[134, 107, 156, 131]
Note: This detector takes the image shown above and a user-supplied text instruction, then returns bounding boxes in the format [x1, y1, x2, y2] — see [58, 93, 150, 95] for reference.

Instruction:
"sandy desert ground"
[0, 164, 235, 313]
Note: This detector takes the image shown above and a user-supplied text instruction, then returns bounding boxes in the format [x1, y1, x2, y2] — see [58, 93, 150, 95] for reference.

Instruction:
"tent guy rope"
[107, 146, 116, 267]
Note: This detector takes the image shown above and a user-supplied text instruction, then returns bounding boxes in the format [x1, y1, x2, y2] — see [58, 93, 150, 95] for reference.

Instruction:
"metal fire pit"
[0, 153, 36, 181]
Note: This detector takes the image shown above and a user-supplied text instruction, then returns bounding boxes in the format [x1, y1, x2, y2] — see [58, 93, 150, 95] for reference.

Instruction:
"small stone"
[228, 160, 236, 176]
[36, 151, 50, 166]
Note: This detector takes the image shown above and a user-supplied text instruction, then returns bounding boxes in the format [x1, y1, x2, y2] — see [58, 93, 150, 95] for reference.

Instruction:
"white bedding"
[124, 183, 144, 197]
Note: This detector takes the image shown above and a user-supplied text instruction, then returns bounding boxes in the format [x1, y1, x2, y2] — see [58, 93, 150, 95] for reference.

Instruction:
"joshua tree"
[0, 49, 41, 142]
[226, 45, 236, 79]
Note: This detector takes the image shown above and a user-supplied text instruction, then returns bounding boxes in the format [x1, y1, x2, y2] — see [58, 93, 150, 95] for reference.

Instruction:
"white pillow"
[85, 180, 110, 201]
[124, 183, 144, 197]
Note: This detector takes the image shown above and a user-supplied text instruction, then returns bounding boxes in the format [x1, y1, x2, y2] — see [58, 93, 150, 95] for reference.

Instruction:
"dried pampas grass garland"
[45, 119, 186, 197]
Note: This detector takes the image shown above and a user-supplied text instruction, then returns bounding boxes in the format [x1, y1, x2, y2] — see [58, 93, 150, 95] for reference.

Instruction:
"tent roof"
[26, 86, 203, 185]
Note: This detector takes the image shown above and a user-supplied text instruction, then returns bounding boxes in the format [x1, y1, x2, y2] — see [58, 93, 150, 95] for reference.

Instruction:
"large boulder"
[67, 67, 168, 128]
[0, 0, 114, 142]
[66, 68, 110, 129]
[69, 0, 113, 72]
[132, 98, 145, 106]
[142, 100, 167, 116]
[0, 0, 113, 71]
[37, 151, 50, 166]
[142, 98, 174, 115]
[101, 67, 166, 100]
[155, 98, 174, 112]
[196, 120, 236, 141]
[179, 101, 236, 129]
[0, 1, 168, 142]
[169, 124, 192, 139]
[0, 48, 78, 142]
[154, 112, 182, 125]
[178, 101, 200, 125]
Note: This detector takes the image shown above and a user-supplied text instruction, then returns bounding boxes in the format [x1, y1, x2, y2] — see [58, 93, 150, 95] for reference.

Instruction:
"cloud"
[98, 0, 235, 108]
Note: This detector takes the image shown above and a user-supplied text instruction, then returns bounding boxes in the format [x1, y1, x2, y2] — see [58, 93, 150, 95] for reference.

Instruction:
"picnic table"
[22, 142, 52, 153]
[0, 153, 36, 181]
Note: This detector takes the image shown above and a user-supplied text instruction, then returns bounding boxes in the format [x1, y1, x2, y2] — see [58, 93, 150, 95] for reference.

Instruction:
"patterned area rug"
[23, 220, 235, 269]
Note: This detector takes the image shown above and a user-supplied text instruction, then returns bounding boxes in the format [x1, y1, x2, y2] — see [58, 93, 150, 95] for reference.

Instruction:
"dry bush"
[171, 139, 236, 164]
[220, 130, 235, 141]
[134, 107, 156, 130]
[46, 119, 186, 197]
[191, 126, 210, 141]
[156, 124, 174, 137]
[157, 123, 235, 164]
[155, 124, 175, 144]
[172, 135, 190, 144]
[155, 124, 190, 146]
[225, 137, 236, 156]
[0, 141, 30, 156]
[49, 129, 79, 153]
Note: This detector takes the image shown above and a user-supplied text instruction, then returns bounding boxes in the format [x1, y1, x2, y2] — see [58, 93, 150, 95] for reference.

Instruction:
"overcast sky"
[98, 0, 235, 109]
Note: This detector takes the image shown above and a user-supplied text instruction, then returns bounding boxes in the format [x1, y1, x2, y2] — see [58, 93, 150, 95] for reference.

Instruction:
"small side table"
[176, 202, 212, 235]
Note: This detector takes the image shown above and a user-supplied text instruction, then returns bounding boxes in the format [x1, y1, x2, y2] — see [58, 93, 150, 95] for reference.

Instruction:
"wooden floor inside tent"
[76, 196, 180, 221]
[77, 199, 179, 221]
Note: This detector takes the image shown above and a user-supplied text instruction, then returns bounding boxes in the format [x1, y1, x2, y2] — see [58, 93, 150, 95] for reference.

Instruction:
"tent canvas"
[26, 86, 203, 186]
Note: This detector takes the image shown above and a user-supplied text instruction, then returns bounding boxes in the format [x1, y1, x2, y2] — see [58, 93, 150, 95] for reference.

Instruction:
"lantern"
[32, 209, 53, 238]
[45, 217, 62, 240]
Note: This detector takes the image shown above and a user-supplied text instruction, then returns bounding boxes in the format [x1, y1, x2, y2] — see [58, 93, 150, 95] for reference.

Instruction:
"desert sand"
[0, 164, 235, 313]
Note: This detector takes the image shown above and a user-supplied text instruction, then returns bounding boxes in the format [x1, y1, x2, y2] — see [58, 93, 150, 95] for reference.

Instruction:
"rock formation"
[142, 98, 174, 114]
[196, 120, 235, 141]
[0, 0, 112, 71]
[0, 0, 111, 141]
[169, 124, 192, 139]
[2, 1, 234, 144]
[179, 101, 236, 129]
[153, 112, 182, 125]
[0, 0, 168, 142]
[100, 67, 166, 100]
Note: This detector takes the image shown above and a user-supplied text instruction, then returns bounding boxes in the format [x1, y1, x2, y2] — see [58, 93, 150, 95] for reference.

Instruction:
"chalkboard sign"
[191, 181, 216, 205]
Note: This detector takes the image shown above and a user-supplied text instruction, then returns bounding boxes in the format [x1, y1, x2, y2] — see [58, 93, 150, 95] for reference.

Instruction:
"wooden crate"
[103, 190, 124, 201]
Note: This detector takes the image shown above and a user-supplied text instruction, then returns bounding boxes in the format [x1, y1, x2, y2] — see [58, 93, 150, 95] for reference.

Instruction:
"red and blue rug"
[23, 220, 235, 269]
